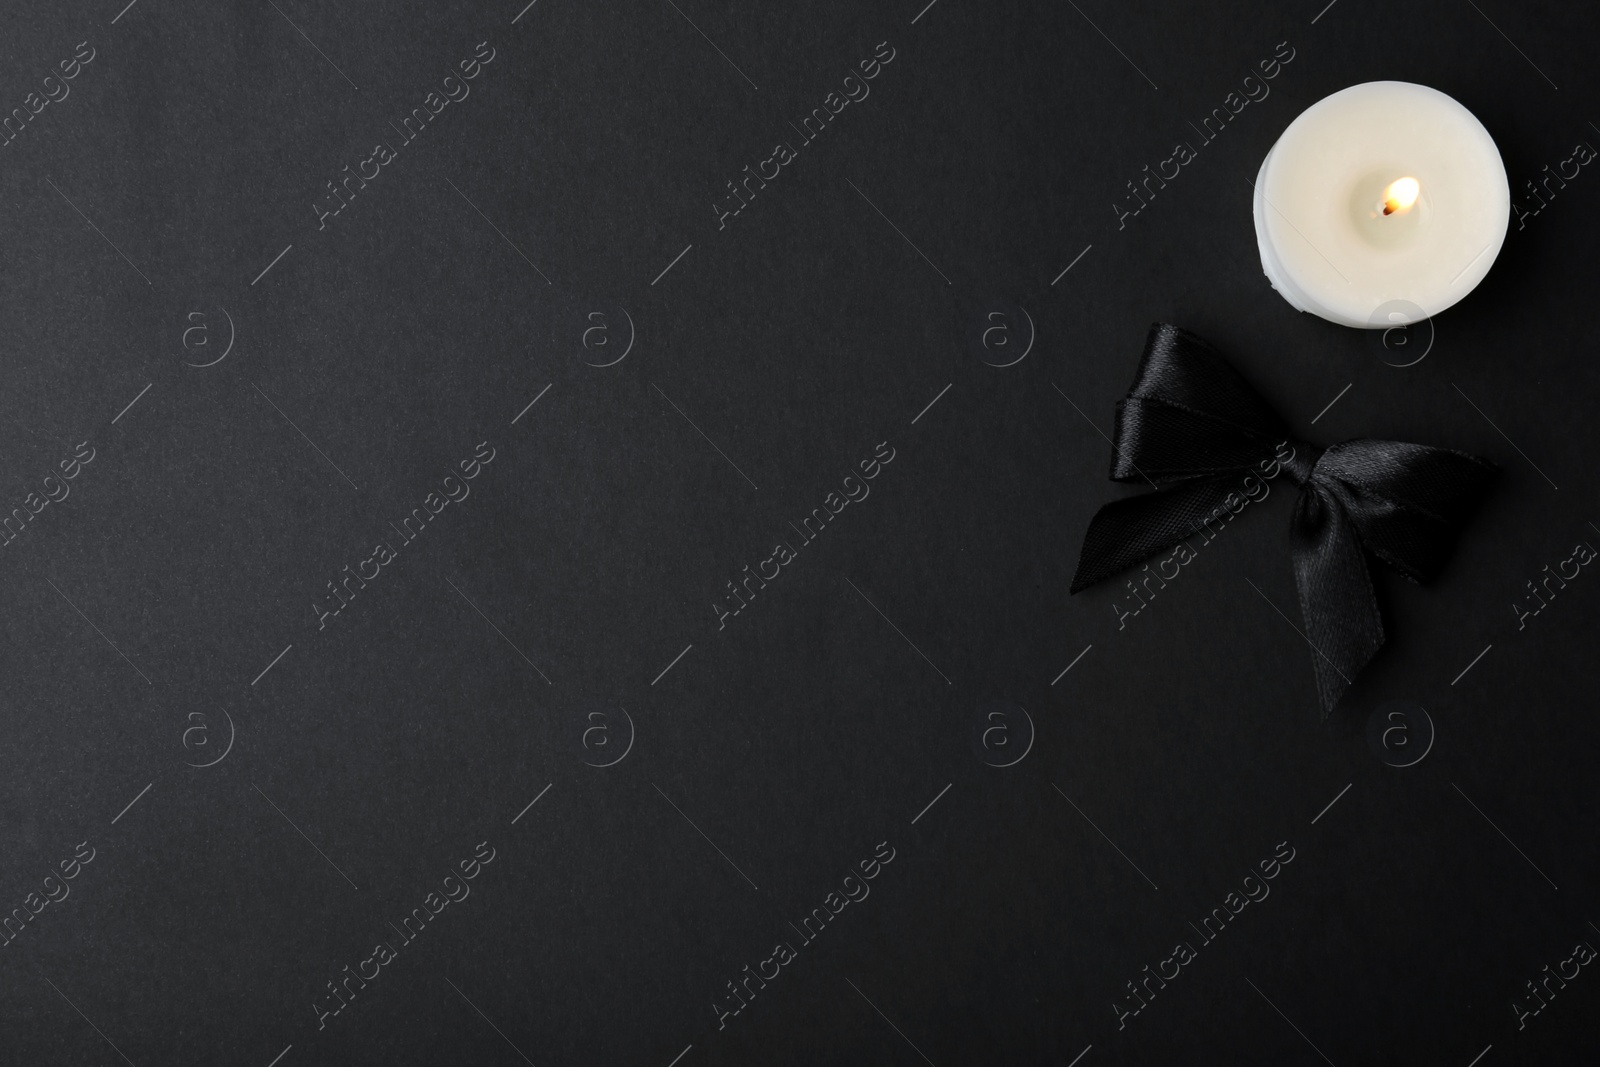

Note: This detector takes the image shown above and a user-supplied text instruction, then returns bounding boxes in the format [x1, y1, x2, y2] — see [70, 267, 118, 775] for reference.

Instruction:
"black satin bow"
[1071, 324, 1498, 717]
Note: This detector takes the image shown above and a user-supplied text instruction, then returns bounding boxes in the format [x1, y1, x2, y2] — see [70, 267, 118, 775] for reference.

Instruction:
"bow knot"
[1281, 441, 1324, 487]
[1071, 324, 1499, 717]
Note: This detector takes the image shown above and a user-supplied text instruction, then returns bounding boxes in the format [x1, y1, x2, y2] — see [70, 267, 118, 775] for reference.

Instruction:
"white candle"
[1252, 81, 1510, 328]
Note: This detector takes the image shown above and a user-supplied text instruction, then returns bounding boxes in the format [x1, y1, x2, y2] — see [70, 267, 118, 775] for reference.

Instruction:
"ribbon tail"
[1289, 484, 1384, 718]
[1071, 475, 1241, 593]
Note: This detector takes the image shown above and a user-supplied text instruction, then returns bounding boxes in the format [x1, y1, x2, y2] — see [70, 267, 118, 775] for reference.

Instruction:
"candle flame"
[1381, 177, 1420, 216]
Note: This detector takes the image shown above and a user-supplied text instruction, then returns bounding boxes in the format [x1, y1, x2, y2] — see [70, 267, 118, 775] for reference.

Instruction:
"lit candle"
[1252, 81, 1510, 328]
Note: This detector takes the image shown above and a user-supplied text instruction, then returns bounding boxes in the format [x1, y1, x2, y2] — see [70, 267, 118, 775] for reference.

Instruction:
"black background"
[1, 0, 1596, 1064]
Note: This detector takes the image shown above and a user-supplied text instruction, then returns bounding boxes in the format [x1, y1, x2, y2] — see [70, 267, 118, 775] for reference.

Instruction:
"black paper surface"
[2, 1, 1598, 1064]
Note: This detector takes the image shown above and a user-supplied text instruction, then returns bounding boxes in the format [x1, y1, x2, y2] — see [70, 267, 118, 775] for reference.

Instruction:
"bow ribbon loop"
[1072, 324, 1499, 717]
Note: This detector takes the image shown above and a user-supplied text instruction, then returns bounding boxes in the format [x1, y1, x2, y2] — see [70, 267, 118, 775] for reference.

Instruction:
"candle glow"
[1381, 176, 1421, 216]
